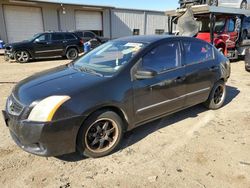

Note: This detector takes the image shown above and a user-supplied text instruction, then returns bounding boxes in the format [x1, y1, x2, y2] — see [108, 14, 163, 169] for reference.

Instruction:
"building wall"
[111, 9, 145, 38]
[0, 4, 8, 43]
[0, 0, 169, 43]
[146, 12, 168, 34]
[42, 6, 59, 31]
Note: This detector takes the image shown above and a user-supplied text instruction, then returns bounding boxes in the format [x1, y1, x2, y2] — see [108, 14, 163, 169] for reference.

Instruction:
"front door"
[133, 41, 186, 124]
[33, 33, 52, 57]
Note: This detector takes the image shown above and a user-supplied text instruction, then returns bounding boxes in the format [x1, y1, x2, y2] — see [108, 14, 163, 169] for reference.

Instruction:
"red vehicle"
[196, 16, 239, 57]
[166, 5, 250, 59]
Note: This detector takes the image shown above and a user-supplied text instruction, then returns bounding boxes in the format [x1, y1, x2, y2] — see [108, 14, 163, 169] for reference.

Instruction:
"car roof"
[114, 35, 203, 43]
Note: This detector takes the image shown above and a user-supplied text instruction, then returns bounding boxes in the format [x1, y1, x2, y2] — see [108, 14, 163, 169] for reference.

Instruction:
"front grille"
[6, 95, 24, 116]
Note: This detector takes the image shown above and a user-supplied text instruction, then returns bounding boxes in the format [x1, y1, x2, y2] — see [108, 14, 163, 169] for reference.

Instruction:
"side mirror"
[135, 69, 157, 80]
[34, 38, 46, 44]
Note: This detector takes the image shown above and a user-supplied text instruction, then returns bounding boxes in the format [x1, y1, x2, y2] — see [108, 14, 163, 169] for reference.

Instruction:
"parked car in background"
[242, 16, 250, 39]
[2, 35, 230, 158]
[245, 48, 250, 71]
[179, 0, 249, 9]
[74, 30, 109, 49]
[4, 32, 83, 63]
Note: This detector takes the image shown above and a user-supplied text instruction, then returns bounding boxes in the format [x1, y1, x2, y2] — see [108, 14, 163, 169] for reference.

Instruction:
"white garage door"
[4, 5, 44, 43]
[75, 11, 102, 31]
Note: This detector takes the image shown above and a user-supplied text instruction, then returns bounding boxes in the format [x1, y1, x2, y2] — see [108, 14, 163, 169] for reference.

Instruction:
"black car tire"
[246, 66, 250, 72]
[14, 50, 30, 63]
[77, 110, 124, 158]
[240, 0, 248, 9]
[204, 80, 226, 110]
[242, 30, 248, 40]
[208, 0, 218, 6]
[66, 48, 78, 60]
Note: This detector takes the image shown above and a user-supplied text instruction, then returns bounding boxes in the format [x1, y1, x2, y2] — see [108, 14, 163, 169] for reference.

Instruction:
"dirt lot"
[0, 57, 249, 188]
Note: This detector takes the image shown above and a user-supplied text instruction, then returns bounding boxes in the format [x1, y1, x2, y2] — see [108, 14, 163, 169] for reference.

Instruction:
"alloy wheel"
[85, 118, 119, 153]
[15, 51, 29, 63]
[213, 85, 225, 105]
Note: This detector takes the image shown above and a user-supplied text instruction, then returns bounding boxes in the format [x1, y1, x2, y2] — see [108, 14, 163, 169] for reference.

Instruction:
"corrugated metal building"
[0, 0, 169, 43]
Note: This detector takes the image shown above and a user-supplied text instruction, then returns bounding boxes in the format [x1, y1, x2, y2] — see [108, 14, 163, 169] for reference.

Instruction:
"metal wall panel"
[146, 13, 168, 34]
[0, 3, 8, 43]
[111, 9, 145, 39]
[58, 8, 75, 31]
[42, 6, 59, 31]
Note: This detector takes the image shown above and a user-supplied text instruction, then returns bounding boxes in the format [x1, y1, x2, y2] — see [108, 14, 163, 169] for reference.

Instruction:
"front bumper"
[4, 50, 14, 61]
[2, 110, 84, 157]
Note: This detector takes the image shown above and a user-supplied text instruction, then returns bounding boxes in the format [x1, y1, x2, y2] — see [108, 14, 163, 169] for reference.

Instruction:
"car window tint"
[51, 33, 64, 41]
[183, 40, 214, 65]
[37, 34, 50, 41]
[65, 33, 76, 40]
[84, 32, 95, 38]
[142, 42, 180, 72]
[75, 32, 83, 38]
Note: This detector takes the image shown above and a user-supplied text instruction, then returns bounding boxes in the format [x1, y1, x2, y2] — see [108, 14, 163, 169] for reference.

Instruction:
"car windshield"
[73, 41, 146, 77]
[28, 33, 41, 41]
[198, 18, 226, 33]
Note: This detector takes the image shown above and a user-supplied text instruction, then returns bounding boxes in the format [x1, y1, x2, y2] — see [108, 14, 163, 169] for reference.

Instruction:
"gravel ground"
[0, 57, 249, 188]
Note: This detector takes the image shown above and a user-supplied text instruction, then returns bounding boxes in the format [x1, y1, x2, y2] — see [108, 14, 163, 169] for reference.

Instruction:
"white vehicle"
[179, 0, 250, 9]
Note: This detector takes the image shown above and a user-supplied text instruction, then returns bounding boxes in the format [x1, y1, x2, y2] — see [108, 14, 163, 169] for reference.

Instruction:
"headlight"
[28, 95, 70, 122]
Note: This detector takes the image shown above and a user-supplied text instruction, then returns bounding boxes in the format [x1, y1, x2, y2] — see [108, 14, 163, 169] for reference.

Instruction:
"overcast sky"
[46, 0, 179, 11]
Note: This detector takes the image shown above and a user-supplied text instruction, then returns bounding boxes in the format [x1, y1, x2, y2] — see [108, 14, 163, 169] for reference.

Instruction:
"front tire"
[14, 51, 30, 63]
[204, 81, 226, 110]
[77, 111, 124, 158]
[66, 48, 78, 60]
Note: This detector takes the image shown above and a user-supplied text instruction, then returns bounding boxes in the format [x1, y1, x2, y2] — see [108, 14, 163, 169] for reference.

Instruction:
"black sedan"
[2, 35, 231, 158]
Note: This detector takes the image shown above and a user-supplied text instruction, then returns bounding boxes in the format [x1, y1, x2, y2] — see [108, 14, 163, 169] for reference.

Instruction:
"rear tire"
[242, 30, 248, 40]
[77, 111, 124, 158]
[203, 81, 226, 110]
[66, 48, 78, 60]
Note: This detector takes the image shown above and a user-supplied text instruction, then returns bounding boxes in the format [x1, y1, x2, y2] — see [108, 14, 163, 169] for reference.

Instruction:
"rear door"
[133, 40, 187, 124]
[182, 39, 218, 107]
[50, 33, 65, 56]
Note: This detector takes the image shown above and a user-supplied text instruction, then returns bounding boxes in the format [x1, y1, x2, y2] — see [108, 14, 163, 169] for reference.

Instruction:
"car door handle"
[63, 41, 68, 43]
[209, 66, 219, 71]
[175, 76, 186, 83]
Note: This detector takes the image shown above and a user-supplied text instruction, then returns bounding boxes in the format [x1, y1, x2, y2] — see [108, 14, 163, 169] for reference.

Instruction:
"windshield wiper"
[78, 66, 104, 77]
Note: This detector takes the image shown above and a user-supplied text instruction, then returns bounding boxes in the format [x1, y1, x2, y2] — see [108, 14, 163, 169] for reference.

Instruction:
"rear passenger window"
[84, 32, 95, 38]
[142, 42, 180, 72]
[183, 41, 214, 65]
[65, 33, 76, 40]
[51, 33, 64, 41]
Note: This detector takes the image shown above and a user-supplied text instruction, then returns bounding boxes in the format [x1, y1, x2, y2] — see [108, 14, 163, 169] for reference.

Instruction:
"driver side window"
[37, 34, 50, 42]
[141, 41, 180, 73]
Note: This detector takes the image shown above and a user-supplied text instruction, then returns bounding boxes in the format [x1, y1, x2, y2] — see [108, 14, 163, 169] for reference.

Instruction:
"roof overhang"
[12, 0, 115, 9]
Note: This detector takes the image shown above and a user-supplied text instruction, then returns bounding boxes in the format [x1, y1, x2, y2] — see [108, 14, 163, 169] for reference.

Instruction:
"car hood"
[13, 65, 104, 106]
[5, 40, 30, 49]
